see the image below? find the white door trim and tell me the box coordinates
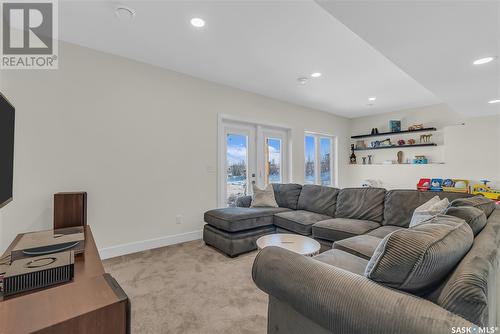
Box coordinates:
[217,114,291,207]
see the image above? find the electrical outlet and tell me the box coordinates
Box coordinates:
[176,214,183,224]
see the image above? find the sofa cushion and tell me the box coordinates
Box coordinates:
[335,188,386,223]
[251,184,278,208]
[313,249,369,275]
[383,190,470,227]
[432,207,500,326]
[365,215,474,294]
[444,206,487,236]
[333,235,382,260]
[204,207,290,232]
[297,185,339,216]
[272,183,303,210]
[274,210,331,236]
[409,196,449,227]
[236,195,252,208]
[448,196,496,218]
[366,225,404,238]
[203,224,276,257]
[312,218,380,242]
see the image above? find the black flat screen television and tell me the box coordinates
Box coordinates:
[0,92,14,208]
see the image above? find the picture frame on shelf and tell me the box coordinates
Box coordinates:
[389,120,401,132]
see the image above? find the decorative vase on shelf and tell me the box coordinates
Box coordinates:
[350,144,357,164]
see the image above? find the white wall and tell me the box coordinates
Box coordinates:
[346,104,500,189]
[0,42,350,254]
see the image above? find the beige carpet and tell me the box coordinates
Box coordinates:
[103,240,267,334]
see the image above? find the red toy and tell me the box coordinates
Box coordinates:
[417,178,431,191]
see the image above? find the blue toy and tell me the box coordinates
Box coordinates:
[413,155,428,164]
[430,178,443,192]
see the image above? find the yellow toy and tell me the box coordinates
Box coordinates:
[442,179,469,193]
[472,180,500,201]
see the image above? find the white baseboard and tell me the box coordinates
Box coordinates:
[99,230,203,260]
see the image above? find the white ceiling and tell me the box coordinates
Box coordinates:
[317,0,500,118]
[57,0,441,118]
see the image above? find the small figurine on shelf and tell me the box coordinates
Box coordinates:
[370,128,379,135]
[408,139,416,145]
[379,138,391,147]
[362,157,367,164]
[417,178,431,191]
[397,151,404,164]
[430,178,443,192]
[397,139,405,146]
[408,124,424,131]
[413,155,428,164]
[356,140,366,149]
[350,144,357,164]
[420,134,433,143]
[371,140,380,148]
[368,155,373,164]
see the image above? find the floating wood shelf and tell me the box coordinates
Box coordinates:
[350,162,445,166]
[353,143,437,151]
[351,127,437,139]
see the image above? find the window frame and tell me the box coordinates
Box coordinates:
[304,132,337,187]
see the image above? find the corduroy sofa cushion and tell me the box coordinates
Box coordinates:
[444,206,487,236]
[334,188,386,223]
[312,218,380,242]
[366,225,404,238]
[448,196,496,218]
[333,235,382,260]
[365,215,474,294]
[273,210,331,235]
[383,190,470,227]
[433,207,500,326]
[204,207,290,232]
[297,185,339,216]
[272,183,303,210]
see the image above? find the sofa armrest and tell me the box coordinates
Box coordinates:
[252,247,474,334]
[236,195,252,208]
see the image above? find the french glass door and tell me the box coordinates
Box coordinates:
[220,120,289,207]
[223,123,256,207]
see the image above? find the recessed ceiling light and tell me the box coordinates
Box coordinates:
[368,97,376,101]
[311,72,322,78]
[115,6,135,21]
[190,18,205,28]
[488,99,500,104]
[297,77,308,85]
[473,57,494,65]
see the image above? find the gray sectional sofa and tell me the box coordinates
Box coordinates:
[204,183,500,333]
[203,184,469,256]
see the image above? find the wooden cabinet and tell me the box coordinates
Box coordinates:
[0,226,129,334]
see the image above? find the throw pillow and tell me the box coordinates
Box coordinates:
[409,196,446,227]
[251,184,278,208]
[448,196,496,218]
[365,215,473,294]
[444,206,487,236]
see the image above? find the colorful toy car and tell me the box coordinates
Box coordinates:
[430,178,443,192]
[472,180,500,201]
[417,178,431,191]
[442,179,469,193]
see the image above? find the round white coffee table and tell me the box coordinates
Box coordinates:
[256,233,320,256]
